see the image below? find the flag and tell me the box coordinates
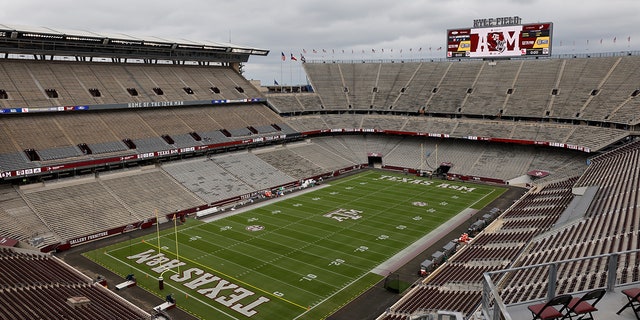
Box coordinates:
[274,79,279,85]
[290,53,297,61]
[281,52,286,61]
[300,54,306,63]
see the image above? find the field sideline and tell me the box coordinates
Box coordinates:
[86,170,505,320]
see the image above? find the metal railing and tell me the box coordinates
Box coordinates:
[481,248,640,320]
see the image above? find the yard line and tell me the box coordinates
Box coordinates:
[292,271,377,320]
[181,226,353,282]
[185,224,380,272]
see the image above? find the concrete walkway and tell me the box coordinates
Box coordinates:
[372,208,476,276]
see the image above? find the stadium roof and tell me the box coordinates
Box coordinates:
[0,23,269,63]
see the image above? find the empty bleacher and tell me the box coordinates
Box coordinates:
[342,63,379,109]
[372,62,418,111]
[21,177,138,240]
[0,247,149,320]
[394,62,451,113]
[285,115,327,132]
[254,147,326,179]
[321,113,364,129]
[286,142,358,171]
[382,177,580,319]
[0,102,291,173]
[0,184,55,248]
[99,168,205,218]
[489,142,640,305]
[0,114,73,151]
[295,55,640,155]
[210,152,295,190]
[580,56,640,121]
[550,57,620,119]
[0,59,263,112]
[15,167,204,242]
[9,61,259,109]
[267,93,307,113]
[310,136,364,164]
[161,157,256,204]
[427,62,483,114]
[461,60,519,116]
[303,63,349,109]
[504,59,562,117]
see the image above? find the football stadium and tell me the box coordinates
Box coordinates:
[0,18,638,320]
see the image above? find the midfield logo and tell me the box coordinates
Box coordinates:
[323,208,363,222]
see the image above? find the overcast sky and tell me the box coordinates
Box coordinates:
[1,0,639,86]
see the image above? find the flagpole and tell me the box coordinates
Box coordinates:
[174,214,180,274]
[155,209,164,291]
[299,60,303,89]
[280,52,284,90]
[155,208,164,274]
[155,209,161,255]
[421,143,424,171]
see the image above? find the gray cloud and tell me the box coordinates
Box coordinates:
[1,0,639,85]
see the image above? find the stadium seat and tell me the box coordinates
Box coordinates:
[527,294,572,320]
[564,288,605,320]
[616,287,640,320]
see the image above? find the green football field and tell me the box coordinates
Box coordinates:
[86,170,505,320]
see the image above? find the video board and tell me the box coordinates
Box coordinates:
[447,22,552,59]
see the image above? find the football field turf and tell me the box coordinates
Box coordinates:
[86,170,505,319]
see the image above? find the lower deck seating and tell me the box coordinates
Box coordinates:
[0,247,149,320]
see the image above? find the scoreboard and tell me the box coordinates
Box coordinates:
[447,22,552,59]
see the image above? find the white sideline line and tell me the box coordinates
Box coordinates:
[372,188,496,275]
[292,271,374,320]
